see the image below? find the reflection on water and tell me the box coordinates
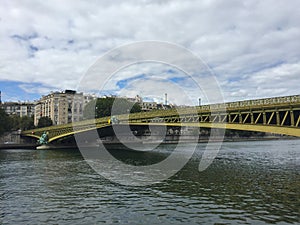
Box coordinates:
[0,139,299,224]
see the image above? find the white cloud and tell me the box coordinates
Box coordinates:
[18,83,54,96]
[0,0,299,103]
[220,62,300,101]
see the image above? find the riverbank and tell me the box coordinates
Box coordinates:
[1,135,298,150]
[0,143,38,150]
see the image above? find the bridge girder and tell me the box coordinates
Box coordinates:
[21,95,300,142]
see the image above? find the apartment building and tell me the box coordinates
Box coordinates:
[34,90,96,126]
[141,101,157,111]
[1,101,35,117]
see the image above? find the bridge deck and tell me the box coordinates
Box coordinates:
[21,95,300,141]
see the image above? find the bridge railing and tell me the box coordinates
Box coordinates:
[197,95,300,111]
[22,94,300,139]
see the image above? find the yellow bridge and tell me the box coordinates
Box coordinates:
[22,95,300,142]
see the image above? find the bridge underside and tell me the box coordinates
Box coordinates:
[22,121,300,144]
[21,95,300,142]
[150,122,300,137]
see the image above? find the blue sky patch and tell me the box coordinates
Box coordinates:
[116,74,146,89]
[0,81,52,102]
[166,69,176,74]
[29,45,39,52]
[11,33,38,41]
[169,76,186,83]
[244,60,286,75]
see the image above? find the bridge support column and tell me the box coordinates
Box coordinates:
[263,111,267,125]
[239,112,242,124]
[228,113,231,123]
[276,111,280,126]
[290,110,295,126]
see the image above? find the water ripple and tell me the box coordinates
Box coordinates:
[0,140,300,224]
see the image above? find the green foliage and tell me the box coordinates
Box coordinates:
[96,97,115,118]
[83,99,97,119]
[37,116,53,128]
[0,108,11,135]
[7,115,35,131]
[0,109,35,135]
[19,116,35,130]
[83,97,142,119]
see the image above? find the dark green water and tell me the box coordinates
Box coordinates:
[0,140,299,224]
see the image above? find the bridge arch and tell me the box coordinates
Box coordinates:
[21,95,300,142]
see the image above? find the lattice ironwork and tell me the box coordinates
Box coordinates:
[22,95,300,142]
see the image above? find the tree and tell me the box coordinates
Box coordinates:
[111,98,141,115]
[8,115,35,131]
[83,99,97,119]
[0,109,35,136]
[9,115,21,130]
[37,116,53,128]
[0,108,11,136]
[83,97,142,119]
[20,116,35,130]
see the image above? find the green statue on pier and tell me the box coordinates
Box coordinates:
[38,131,49,145]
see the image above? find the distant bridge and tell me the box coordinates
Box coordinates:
[21,95,300,142]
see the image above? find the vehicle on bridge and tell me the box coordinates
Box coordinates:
[108,116,120,125]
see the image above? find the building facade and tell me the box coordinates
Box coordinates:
[141,101,157,111]
[34,90,96,126]
[124,95,143,104]
[1,101,35,117]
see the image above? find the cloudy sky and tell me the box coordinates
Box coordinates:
[0,0,299,105]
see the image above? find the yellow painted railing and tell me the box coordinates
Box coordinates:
[21,94,300,141]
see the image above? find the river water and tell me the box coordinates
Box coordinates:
[0,139,299,224]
